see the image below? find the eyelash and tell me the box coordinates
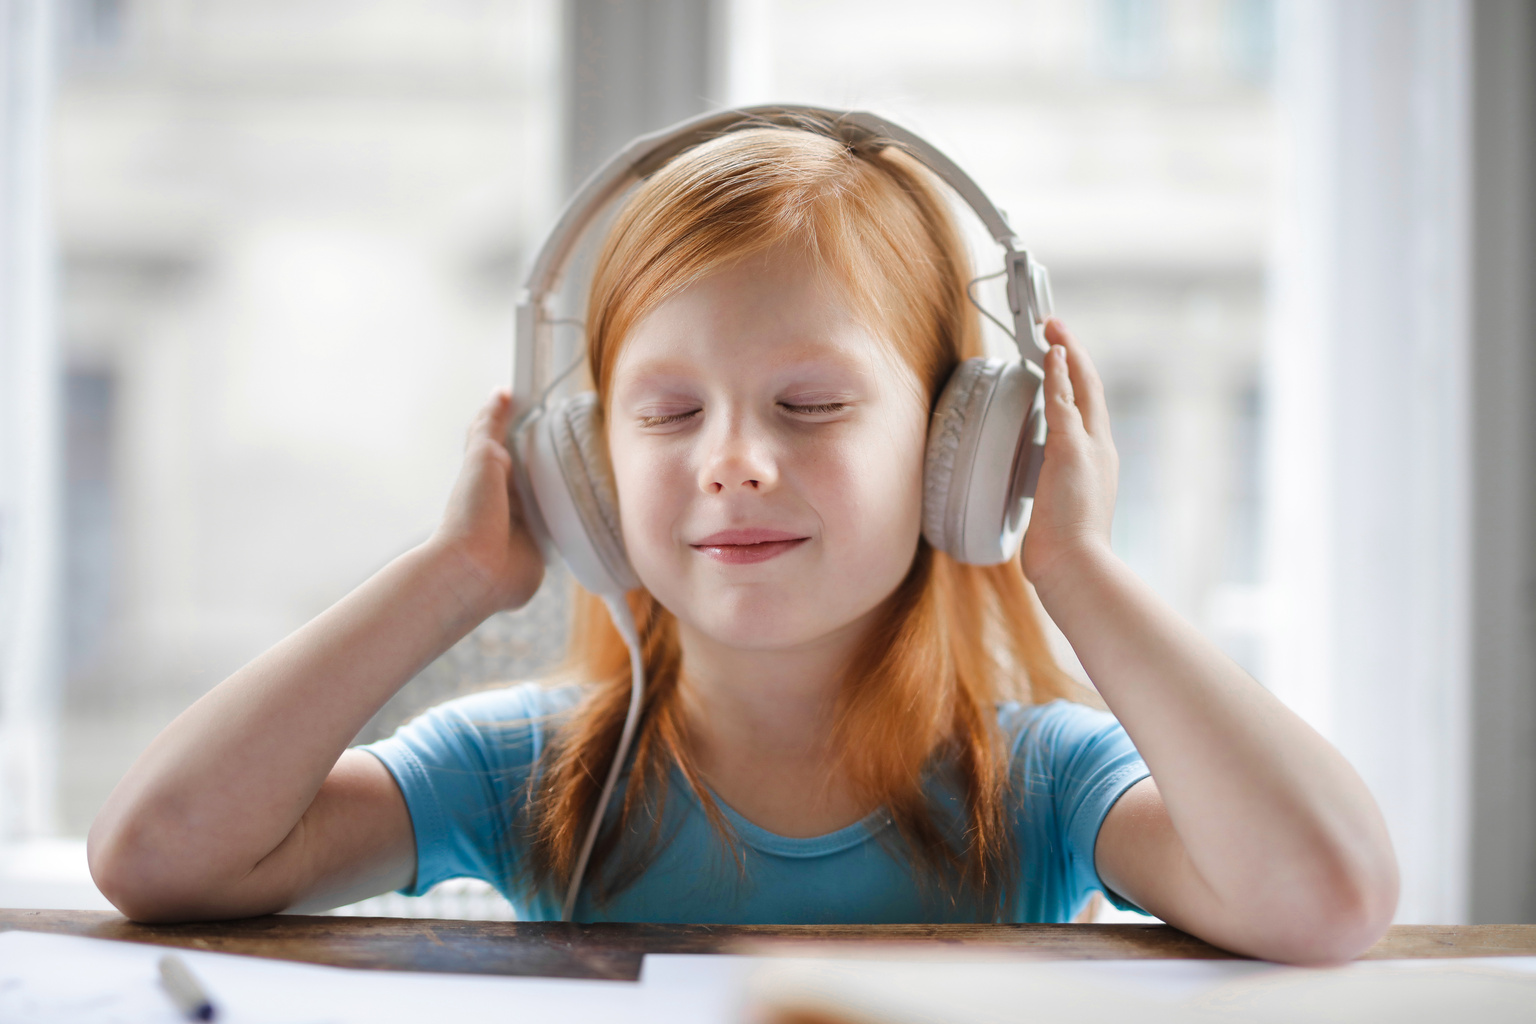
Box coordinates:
[637,411,697,428]
[636,402,846,428]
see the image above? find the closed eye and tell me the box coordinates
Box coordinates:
[781,401,847,416]
[637,410,699,428]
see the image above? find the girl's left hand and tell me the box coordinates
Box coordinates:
[1020,319,1119,594]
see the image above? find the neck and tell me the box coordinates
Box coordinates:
[670,611,886,837]
[675,615,871,765]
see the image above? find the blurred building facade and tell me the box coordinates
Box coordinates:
[40,0,1276,843]
[26,0,1275,923]
[50,0,1271,835]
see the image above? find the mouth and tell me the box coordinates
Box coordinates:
[690,528,810,565]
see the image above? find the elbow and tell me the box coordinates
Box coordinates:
[1255,844,1400,965]
[88,814,226,923]
[88,819,177,922]
[1280,872,1398,966]
[89,809,296,924]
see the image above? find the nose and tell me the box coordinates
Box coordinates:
[698,410,778,495]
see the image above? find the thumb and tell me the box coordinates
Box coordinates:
[466,388,514,451]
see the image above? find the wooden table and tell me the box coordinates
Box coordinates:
[5,911,1535,981]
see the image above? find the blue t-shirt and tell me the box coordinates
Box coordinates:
[360,683,1149,923]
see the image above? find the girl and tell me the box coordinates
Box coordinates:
[88,121,1398,964]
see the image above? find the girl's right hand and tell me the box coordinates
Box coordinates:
[429,389,545,615]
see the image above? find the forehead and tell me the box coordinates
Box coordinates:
[610,250,901,383]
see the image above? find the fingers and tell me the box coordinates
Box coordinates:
[1041,341,1084,438]
[1044,319,1111,439]
[467,388,514,450]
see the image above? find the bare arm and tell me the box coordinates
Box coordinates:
[1022,322,1399,964]
[88,391,543,922]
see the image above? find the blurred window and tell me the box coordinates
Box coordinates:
[1227,0,1275,82]
[1100,0,1165,80]
[66,0,126,54]
[52,0,562,846]
[62,369,116,682]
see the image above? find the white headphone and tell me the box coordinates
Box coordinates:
[507,106,1054,920]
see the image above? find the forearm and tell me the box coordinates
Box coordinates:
[1035,547,1398,944]
[88,541,492,907]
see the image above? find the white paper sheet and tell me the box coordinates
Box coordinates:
[0,932,743,1024]
[4,930,1534,1024]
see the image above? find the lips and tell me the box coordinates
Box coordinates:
[690,527,809,565]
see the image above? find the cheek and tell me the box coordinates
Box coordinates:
[805,419,927,550]
[609,434,687,562]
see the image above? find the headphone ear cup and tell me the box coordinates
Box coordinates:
[516,392,638,596]
[923,358,992,556]
[922,358,1045,565]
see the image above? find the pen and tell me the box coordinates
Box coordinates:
[159,952,219,1021]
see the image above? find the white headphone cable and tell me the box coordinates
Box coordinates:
[965,268,1016,343]
[560,594,645,922]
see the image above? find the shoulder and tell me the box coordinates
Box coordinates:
[366,680,587,777]
[996,698,1127,761]
[995,698,1146,801]
[355,681,588,901]
[415,679,586,728]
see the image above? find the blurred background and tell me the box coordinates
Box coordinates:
[0,0,1531,926]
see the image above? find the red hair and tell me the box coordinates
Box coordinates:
[523,118,1090,916]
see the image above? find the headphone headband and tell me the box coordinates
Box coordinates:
[513,105,1053,405]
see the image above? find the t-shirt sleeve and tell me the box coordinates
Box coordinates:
[1007,699,1152,918]
[357,683,572,897]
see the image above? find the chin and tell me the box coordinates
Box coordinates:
[695,617,828,651]
[680,590,862,652]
